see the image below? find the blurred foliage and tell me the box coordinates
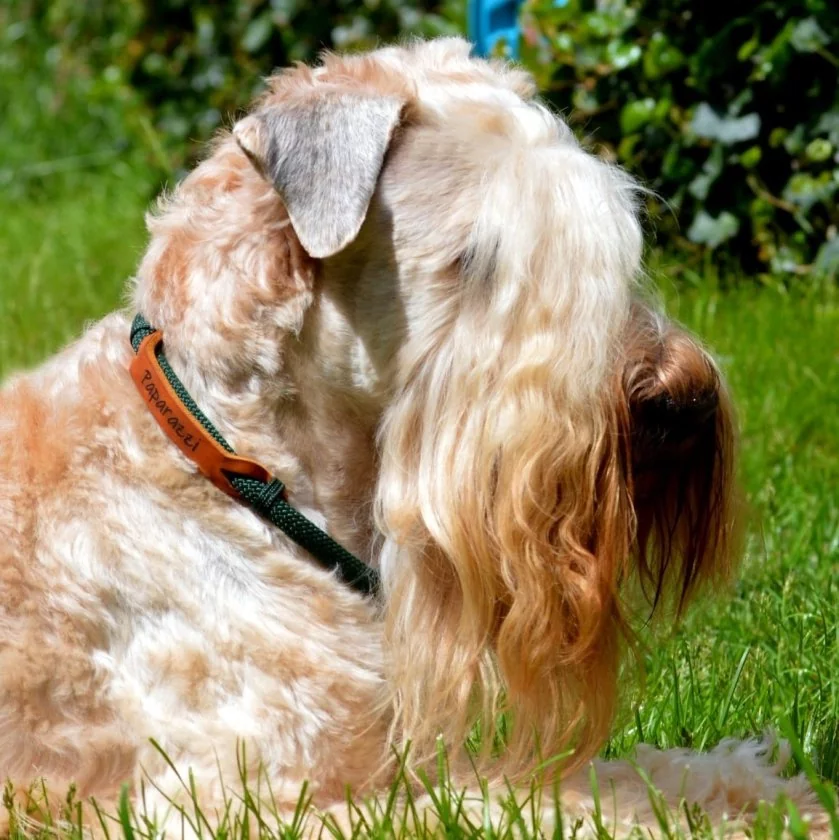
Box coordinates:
[3,0,463,176]
[2,0,838,275]
[0,7,150,201]
[520,0,839,277]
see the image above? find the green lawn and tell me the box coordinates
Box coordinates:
[1,45,838,840]
[0,170,151,374]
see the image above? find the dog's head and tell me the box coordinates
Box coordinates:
[229,38,739,775]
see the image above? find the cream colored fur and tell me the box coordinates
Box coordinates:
[0,37,827,837]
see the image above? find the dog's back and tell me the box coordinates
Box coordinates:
[0,315,143,799]
[0,314,389,814]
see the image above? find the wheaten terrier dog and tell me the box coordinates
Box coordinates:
[0,37,825,836]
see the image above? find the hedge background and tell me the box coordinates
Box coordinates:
[521,0,839,278]
[2,0,837,277]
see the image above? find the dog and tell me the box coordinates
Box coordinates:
[0,37,825,836]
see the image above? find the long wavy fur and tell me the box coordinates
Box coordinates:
[374,139,738,779]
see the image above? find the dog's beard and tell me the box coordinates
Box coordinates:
[373,296,739,782]
[367,126,641,778]
[623,303,741,615]
[375,339,628,779]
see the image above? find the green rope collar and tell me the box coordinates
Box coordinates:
[130,314,380,597]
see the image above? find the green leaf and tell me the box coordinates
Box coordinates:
[790,17,829,53]
[770,245,808,274]
[691,102,760,144]
[653,97,671,122]
[662,140,693,181]
[687,210,740,249]
[806,138,833,163]
[783,172,838,211]
[572,86,599,114]
[750,19,795,81]
[241,13,273,53]
[643,32,684,79]
[620,98,656,134]
[553,31,574,56]
[270,0,300,26]
[740,145,762,169]
[814,236,839,274]
[737,32,760,62]
[194,12,215,55]
[688,144,724,200]
[605,40,641,70]
[141,53,167,76]
[728,87,753,117]
[769,127,788,148]
[815,111,839,145]
[617,134,641,162]
[784,124,807,155]
[582,12,616,39]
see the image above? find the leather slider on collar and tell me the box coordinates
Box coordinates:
[129,330,281,501]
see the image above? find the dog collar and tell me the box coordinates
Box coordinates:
[128,314,380,597]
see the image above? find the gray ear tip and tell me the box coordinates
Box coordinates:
[290,214,360,259]
[305,243,342,260]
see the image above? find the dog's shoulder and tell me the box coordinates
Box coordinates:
[0,313,137,546]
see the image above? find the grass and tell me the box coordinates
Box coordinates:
[0,169,152,374]
[0,26,158,375]
[1,31,838,840]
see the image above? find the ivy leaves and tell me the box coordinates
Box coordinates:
[522,0,839,275]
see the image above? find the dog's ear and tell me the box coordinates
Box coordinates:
[233,92,404,259]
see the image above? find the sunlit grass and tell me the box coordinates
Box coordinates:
[0,169,151,375]
[606,278,839,783]
[1,739,836,839]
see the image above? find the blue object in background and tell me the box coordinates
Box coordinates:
[468,0,523,58]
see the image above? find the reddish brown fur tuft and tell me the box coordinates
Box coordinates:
[621,302,742,613]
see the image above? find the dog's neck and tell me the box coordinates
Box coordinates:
[132,140,381,561]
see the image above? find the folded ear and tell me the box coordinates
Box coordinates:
[233,92,404,259]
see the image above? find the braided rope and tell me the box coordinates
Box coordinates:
[131,315,379,596]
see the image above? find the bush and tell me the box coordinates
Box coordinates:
[520,0,839,277]
[10,0,463,175]
[5,0,837,274]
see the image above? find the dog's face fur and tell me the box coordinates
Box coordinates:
[134,38,739,777]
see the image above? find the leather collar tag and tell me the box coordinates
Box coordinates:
[129,330,273,499]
